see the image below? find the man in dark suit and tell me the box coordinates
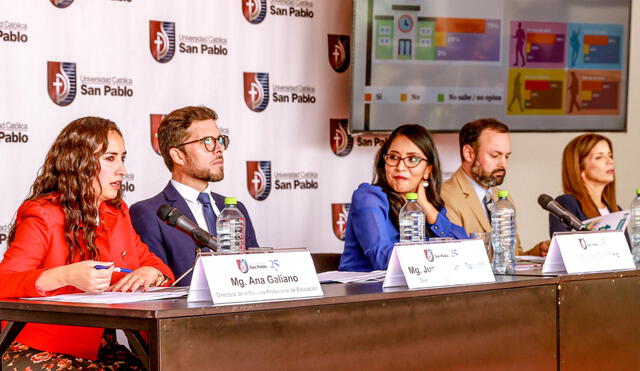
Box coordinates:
[130,106,258,285]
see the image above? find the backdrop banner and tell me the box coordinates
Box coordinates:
[0,1,461,260]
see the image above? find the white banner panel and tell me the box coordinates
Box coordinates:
[0,1,460,262]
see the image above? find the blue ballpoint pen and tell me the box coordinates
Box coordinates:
[94,265,133,273]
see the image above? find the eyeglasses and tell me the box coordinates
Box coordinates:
[384,154,427,168]
[176,135,229,152]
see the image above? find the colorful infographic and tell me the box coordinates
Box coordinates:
[567,23,623,69]
[374,15,500,62]
[507,69,565,115]
[565,70,621,115]
[509,21,566,68]
[351,0,630,132]
[507,21,623,116]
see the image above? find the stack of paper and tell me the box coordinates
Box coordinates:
[22,287,189,304]
[317,270,386,283]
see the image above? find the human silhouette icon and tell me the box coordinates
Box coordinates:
[513,22,526,67]
[570,27,581,67]
[568,71,581,113]
[508,72,525,112]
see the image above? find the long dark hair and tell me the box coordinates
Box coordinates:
[373,124,444,234]
[8,116,123,263]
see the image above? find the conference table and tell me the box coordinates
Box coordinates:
[0,269,639,370]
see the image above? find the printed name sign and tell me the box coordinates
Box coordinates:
[383,240,495,289]
[542,231,634,274]
[188,250,323,304]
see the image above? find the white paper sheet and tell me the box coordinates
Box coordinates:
[21,287,188,304]
[516,255,546,263]
[582,210,631,232]
[317,270,387,283]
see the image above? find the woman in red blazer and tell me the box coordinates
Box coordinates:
[1,117,174,370]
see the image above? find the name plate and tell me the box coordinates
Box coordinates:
[188,250,323,304]
[542,231,634,274]
[383,240,495,289]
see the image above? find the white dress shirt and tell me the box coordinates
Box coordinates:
[463,172,493,216]
[170,180,220,234]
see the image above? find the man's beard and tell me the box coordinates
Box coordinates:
[185,155,224,182]
[471,159,505,188]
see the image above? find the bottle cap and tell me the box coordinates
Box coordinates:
[406,193,418,200]
[497,190,509,198]
[224,197,238,205]
[636,188,640,195]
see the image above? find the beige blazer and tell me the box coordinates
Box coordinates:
[441,167,533,255]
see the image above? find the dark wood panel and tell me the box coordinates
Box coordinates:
[559,274,640,371]
[158,285,557,370]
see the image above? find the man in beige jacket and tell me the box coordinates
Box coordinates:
[441,118,546,256]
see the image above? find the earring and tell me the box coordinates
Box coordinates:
[422,180,429,188]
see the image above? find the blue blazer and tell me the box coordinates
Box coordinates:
[548,194,589,236]
[130,182,259,285]
[339,183,468,272]
[549,193,629,246]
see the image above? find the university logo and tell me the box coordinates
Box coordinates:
[47,61,76,106]
[424,249,435,262]
[331,203,350,240]
[236,259,249,273]
[149,20,176,63]
[150,114,165,155]
[243,72,269,112]
[242,0,267,24]
[330,119,353,157]
[328,35,350,73]
[246,161,272,201]
[50,0,74,8]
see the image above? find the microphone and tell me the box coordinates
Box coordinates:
[537,194,589,232]
[157,205,218,251]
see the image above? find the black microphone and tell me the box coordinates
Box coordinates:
[157,204,218,251]
[537,194,589,232]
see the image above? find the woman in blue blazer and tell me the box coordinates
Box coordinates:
[339,124,467,272]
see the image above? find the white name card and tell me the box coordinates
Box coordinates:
[542,231,634,274]
[383,240,495,289]
[188,250,323,304]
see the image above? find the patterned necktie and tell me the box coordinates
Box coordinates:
[197,192,217,236]
[484,191,494,224]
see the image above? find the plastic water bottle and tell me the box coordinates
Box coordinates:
[491,190,516,274]
[630,189,640,263]
[216,197,246,252]
[399,193,425,243]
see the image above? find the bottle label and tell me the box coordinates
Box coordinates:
[383,240,495,289]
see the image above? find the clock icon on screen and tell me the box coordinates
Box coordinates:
[398,15,414,33]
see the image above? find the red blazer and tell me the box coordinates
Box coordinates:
[0,195,174,360]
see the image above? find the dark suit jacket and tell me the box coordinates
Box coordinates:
[130,181,259,285]
[549,194,628,246]
[548,194,588,236]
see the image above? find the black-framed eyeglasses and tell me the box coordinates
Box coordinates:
[384,154,427,168]
[176,135,229,152]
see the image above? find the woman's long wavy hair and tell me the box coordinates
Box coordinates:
[562,133,619,219]
[8,117,123,263]
[373,124,445,237]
